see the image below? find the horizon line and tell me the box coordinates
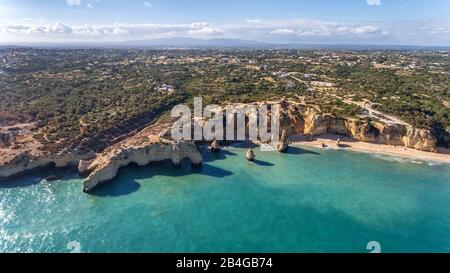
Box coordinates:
[0,38,449,50]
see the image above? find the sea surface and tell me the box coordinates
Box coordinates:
[0,145,450,253]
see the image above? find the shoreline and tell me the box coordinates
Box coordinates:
[290,134,450,164]
[2,131,449,184]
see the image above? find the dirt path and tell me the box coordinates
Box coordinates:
[289,74,410,126]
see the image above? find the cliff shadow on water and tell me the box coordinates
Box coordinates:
[283,146,321,156]
[89,157,234,197]
[200,147,237,163]
[0,163,79,189]
[200,142,277,167]
[252,159,274,167]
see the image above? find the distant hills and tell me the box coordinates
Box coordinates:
[1,38,449,50]
[121,38,268,47]
[0,38,269,49]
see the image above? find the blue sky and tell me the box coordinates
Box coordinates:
[0,0,449,45]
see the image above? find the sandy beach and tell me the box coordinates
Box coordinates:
[290,134,450,164]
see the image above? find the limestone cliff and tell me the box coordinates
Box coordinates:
[0,122,203,192]
[0,151,82,178]
[281,102,437,152]
[0,99,439,192]
[82,124,202,192]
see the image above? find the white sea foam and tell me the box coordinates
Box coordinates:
[260,143,277,151]
[370,153,445,166]
[410,160,423,164]
[372,153,404,162]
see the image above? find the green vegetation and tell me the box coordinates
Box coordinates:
[0,48,448,151]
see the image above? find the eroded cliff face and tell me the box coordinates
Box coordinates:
[281,102,437,152]
[0,122,203,192]
[0,151,82,178]
[0,99,439,192]
[82,124,202,192]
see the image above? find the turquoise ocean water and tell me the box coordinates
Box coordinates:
[0,145,449,253]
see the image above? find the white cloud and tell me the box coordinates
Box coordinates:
[420,25,450,35]
[188,27,225,36]
[189,22,210,29]
[0,22,225,39]
[429,27,450,35]
[66,0,82,6]
[367,0,381,6]
[1,22,73,34]
[143,2,152,8]
[86,4,94,9]
[261,19,384,37]
[0,20,386,39]
[0,20,384,39]
[352,25,380,34]
[417,21,450,36]
[270,29,296,35]
[245,19,263,24]
[298,29,331,36]
[0,17,446,45]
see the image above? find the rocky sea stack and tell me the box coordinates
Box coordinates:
[277,129,289,153]
[0,100,443,192]
[246,148,255,161]
[210,139,220,153]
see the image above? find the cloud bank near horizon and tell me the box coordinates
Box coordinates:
[1,18,449,45]
[0,0,448,45]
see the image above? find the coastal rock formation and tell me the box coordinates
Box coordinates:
[277,129,289,152]
[0,99,440,191]
[289,104,437,152]
[219,100,437,152]
[278,101,304,136]
[246,148,255,161]
[210,139,220,153]
[0,121,203,192]
[82,124,202,192]
[78,159,95,176]
[402,127,437,152]
[0,151,82,178]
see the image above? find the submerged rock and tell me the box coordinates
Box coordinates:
[44,175,62,182]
